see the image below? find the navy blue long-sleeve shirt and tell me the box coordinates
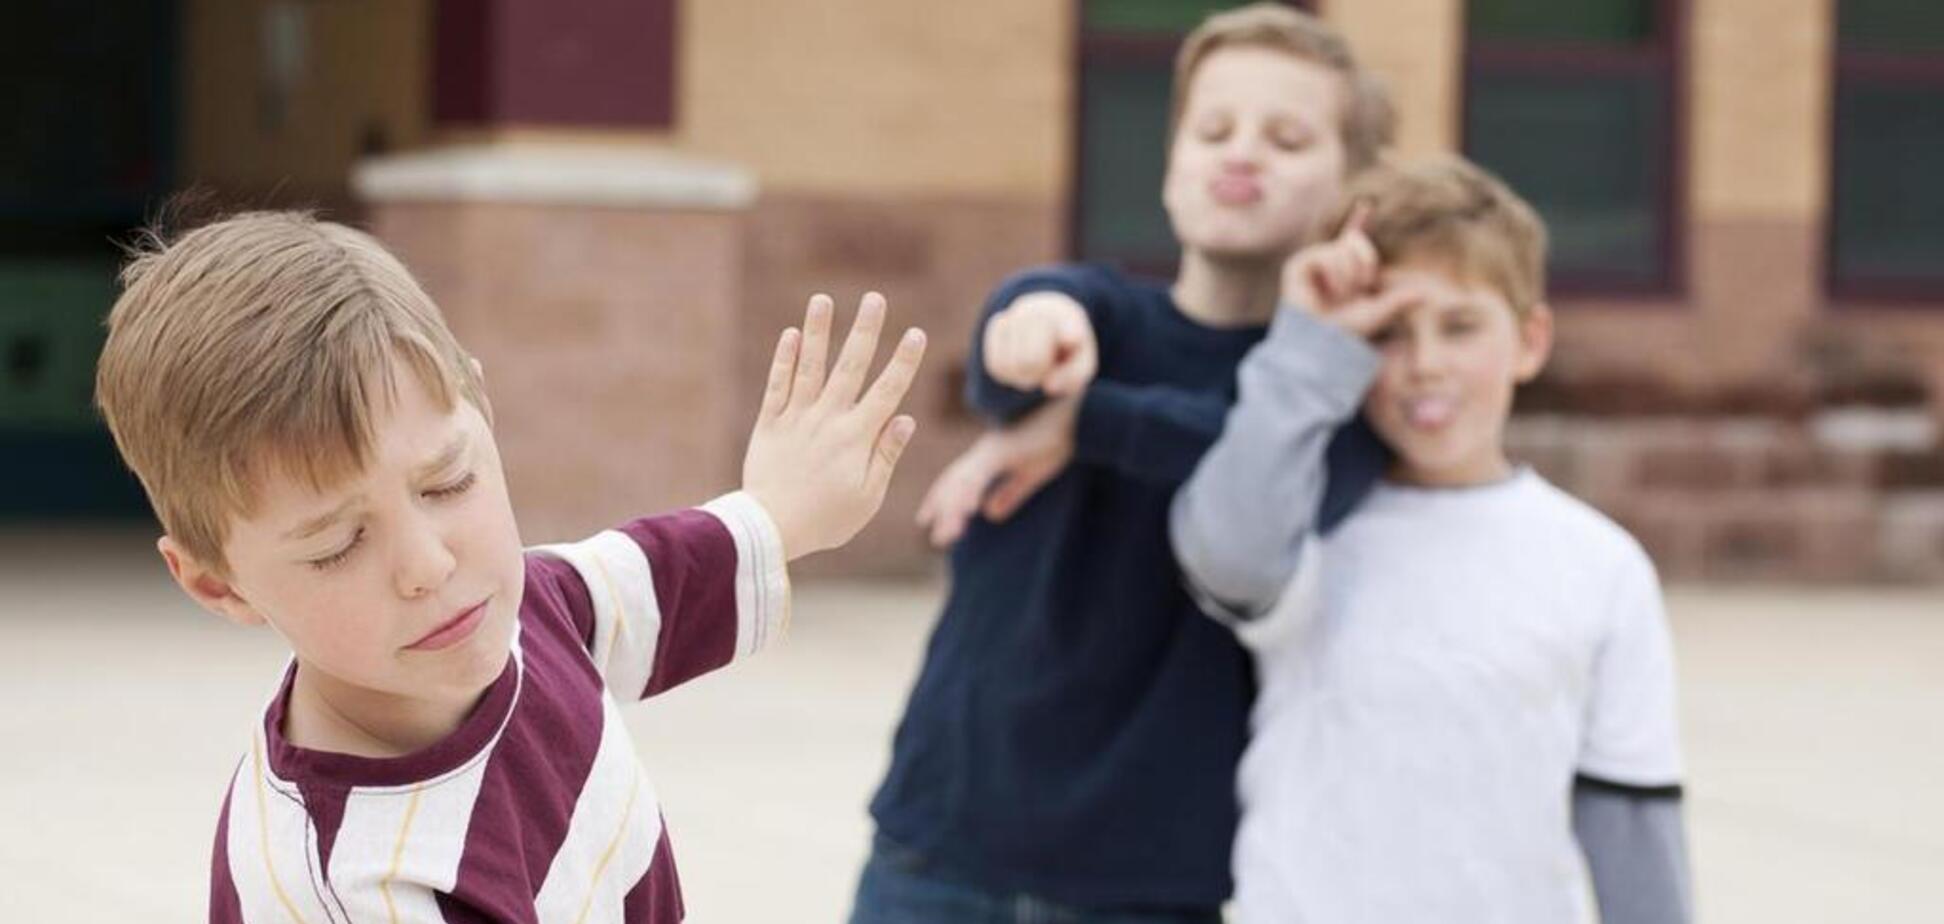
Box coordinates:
[867,264,1386,909]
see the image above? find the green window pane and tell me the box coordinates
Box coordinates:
[1832,81,1944,285]
[1465,68,1669,284]
[1078,60,1179,266]
[0,261,119,430]
[1468,0,1652,45]
[1839,0,1944,54]
[1085,0,1284,34]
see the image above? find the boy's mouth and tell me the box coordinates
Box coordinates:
[405,598,491,652]
[1401,396,1458,430]
[1209,175,1263,206]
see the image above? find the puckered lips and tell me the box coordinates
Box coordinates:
[1209,174,1263,207]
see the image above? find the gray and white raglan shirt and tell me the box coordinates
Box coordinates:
[1171,308,1691,924]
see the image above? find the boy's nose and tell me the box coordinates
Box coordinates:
[1408,336,1452,376]
[395,522,458,599]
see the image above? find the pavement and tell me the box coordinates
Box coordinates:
[2,525,1939,921]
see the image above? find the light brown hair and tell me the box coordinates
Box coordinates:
[1322,154,1550,314]
[95,211,487,573]
[1172,2,1397,170]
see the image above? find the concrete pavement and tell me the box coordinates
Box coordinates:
[1,527,1938,920]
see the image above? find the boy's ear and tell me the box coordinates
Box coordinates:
[157,536,267,628]
[1514,303,1554,384]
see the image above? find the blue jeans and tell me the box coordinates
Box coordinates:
[848,835,1225,924]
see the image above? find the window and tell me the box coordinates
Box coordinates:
[1072,1,1311,274]
[435,0,677,129]
[1829,0,1944,299]
[1463,0,1684,294]
[0,1,171,515]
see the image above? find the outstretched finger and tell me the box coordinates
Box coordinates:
[824,292,888,408]
[1346,231,1381,292]
[859,327,928,425]
[760,327,801,420]
[1341,199,1372,238]
[789,294,836,412]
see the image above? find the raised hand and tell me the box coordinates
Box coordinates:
[981,291,1098,397]
[1281,203,1409,339]
[742,292,927,559]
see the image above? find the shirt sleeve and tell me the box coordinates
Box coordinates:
[1572,778,1693,924]
[1579,542,1684,786]
[1068,380,1233,485]
[1170,306,1384,620]
[529,491,791,700]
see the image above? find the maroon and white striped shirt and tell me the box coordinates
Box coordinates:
[209,493,789,923]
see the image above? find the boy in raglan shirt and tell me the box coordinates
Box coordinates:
[94,210,927,921]
[1173,156,1691,923]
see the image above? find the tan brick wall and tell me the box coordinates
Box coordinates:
[677,0,1072,199]
[1322,0,1463,157]
[1691,0,1833,220]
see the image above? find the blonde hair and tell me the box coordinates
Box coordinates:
[1172,2,1396,171]
[1322,154,1549,314]
[96,211,487,573]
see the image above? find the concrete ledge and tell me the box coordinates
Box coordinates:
[354,143,757,210]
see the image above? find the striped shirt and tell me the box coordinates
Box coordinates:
[209,492,789,923]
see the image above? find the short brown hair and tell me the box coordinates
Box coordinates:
[1321,154,1550,314]
[96,211,487,572]
[1172,3,1396,171]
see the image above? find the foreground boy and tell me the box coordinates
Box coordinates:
[94,212,926,921]
[854,5,1392,921]
[1173,157,1690,922]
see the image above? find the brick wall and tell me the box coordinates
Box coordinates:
[1510,411,1944,582]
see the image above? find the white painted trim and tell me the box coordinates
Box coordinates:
[353,143,758,210]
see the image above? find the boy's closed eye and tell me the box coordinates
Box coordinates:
[1440,313,1483,338]
[300,471,480,571]
[1267,118,1314,152]
[1194,111,1235,144]
[308,529,365,571]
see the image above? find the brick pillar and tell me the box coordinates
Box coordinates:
[1689,0,1834,383]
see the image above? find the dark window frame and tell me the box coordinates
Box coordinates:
[1460,0,1690,300]
[1825,12,1944,305]
[433,0,677,130]
[1067,0,1313,278]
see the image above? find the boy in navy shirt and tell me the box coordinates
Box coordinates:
[854,5,1394,921]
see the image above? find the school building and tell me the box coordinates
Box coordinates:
[4,0,1941,580]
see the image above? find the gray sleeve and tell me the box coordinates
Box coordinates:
[1572,779,1693,924]
[1169,306,1379,620]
